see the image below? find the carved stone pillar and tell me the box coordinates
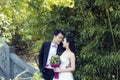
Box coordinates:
[0,38,10,80]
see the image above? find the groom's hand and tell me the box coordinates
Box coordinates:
[66,63,71,68]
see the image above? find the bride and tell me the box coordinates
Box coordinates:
[53,36,76,80]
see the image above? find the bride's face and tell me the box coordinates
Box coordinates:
[63,38,69,48]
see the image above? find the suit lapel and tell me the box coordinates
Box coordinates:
[44,42,63,66]
[44,42,51,66]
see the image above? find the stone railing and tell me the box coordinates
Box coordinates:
[0,38,37,80]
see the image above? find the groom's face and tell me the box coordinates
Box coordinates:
[54,33,64,44]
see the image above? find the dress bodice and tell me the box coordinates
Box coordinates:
[53,55,74,80]
[60,56,70,69]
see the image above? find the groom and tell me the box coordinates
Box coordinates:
[38,30,65,80]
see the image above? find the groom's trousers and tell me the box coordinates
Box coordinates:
[42,68,54,80]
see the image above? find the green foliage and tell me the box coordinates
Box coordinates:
[0,13,14,42]
[32,72,43,80]
[0,0,120,80]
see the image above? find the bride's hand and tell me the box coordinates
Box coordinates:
[54,68,61,72]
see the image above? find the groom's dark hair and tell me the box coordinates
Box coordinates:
[54,29,65,36]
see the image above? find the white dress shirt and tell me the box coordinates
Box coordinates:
[46,42,58,69]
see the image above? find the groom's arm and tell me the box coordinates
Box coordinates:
[38,42,45,72]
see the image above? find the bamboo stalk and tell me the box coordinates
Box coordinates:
[106,9,116,51]
[106,8,118,80]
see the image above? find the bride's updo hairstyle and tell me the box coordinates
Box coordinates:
[66,35,75,53]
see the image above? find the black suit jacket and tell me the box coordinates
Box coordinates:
[38,41,64,72]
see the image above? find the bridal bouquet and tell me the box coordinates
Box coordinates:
[50,55,60,79]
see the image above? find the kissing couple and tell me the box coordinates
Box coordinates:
[38,29,76,80]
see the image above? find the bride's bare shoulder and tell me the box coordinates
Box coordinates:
[69,52,75,56]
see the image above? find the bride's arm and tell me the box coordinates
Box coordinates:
[55,53,75,72]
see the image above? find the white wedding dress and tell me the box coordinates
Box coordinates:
[53,55,74,80]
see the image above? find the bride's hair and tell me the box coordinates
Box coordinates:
[66,35,75,53]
